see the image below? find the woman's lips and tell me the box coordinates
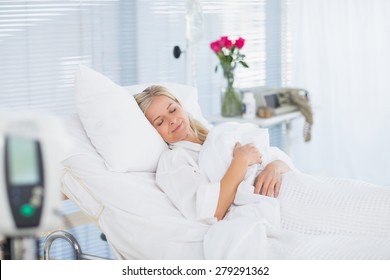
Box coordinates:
[172,122,182,133]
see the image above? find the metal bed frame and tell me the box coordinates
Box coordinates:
[43,230,110,260]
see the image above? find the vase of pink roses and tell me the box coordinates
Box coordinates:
[210,36,249,117]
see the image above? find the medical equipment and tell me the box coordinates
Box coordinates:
[0,113,62,259]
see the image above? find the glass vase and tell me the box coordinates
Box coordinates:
[221,81,242,117]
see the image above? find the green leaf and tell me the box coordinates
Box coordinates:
[239,61,249,68]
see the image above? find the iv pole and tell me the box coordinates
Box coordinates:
[173,0,203,86]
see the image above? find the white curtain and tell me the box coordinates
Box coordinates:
[285,0,390,185]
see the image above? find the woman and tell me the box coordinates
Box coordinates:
[135,85,291,222]
[135,86,390,260]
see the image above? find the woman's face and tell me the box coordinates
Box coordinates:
[145,95,194,144]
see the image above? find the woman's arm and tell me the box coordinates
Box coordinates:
[254,160,291,197]
[214,143,262,220]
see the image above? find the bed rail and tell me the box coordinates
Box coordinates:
[43,230,110,260]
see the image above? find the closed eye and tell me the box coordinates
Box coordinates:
[156,119,164,126]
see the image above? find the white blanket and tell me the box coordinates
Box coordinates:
[198,122,296,218]
[204,171,390,259]
[199,122,296,185]
[201,123,390,259]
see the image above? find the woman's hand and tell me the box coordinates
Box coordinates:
[233,142,262,166]
[254,160,290,197]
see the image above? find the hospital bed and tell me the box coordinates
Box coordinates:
[53,66,390,260]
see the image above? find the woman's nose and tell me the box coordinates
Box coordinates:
[169,117,176,125]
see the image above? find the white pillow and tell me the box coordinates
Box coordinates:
[75,65,209,172]
[75,65,167,172]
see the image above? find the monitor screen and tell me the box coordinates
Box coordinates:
[264,93,280,108]
[6,136,40,186]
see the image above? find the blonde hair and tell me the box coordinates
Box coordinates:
[134,85,209,144]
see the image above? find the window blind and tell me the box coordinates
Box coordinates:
[196,0,268,116]
[1,0,282,117]
[0,0,136,114]
[135,0,280,117]
[201,0,282,116]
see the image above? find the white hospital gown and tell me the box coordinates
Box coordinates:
[156,141,219,224]
[156,140,281,227]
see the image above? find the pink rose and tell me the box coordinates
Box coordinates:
[235,37,245,49]
[225,38,233,49]
[210,41,221,53]
[220,36,228,45]
[220,36,233,49]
